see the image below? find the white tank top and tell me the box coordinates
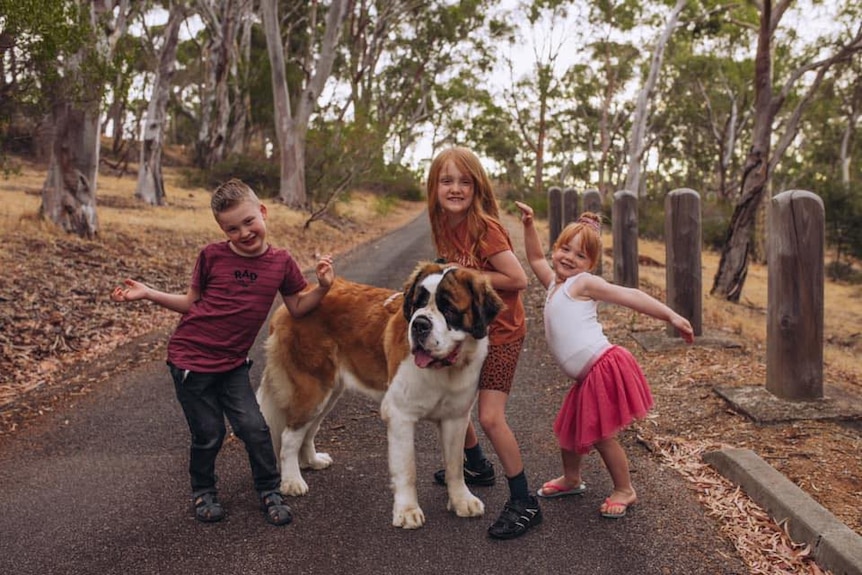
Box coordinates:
[544,274,611,380]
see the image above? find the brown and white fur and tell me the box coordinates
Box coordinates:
[256,262,503,529]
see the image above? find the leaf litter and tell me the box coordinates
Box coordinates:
[1,194,860,574]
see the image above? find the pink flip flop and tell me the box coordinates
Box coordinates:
[600,497,636,519]
[536,480,587,499]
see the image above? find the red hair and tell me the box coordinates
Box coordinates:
[426,147,501,267]
[554,212,603,272]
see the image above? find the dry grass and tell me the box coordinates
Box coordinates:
[0,159,424,415]
[0,158,421,272]
[2,160,860,574]
[634,236,862,387]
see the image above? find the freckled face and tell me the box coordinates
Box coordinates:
[435,160,475,223]
[551,232,591,282]
[216,200,268,257]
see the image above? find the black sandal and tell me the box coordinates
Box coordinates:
[260,491,293,526]
[194,492,225,523]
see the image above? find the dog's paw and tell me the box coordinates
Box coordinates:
[280,477,310,497]
[448,493,485,518]
[392,505,426,529]
[300,452,332,470]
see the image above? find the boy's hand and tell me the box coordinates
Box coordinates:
[514,201,534,225]
[316,254,335,288]
[111,278,149,302]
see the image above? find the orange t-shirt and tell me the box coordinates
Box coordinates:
[445,218,526,345]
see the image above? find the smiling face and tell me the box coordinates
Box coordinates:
[216,199,269,257]
[434,159,476,224]
[551,231,593,282]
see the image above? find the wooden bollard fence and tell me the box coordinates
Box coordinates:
[665,189,702,337]
[767,190,824,400]
[562,188,578,228]
[548,187,562,246]
[583,189,603,276]
[612,190,638,288]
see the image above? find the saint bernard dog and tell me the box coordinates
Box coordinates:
[256,262,503,529]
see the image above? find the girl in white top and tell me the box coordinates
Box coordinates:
[515,202,694,519]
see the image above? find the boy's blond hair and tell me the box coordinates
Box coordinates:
[211,178,260,215]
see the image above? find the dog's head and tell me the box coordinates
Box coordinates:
[402,262,504,369]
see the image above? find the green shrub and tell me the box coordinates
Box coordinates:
[637,195,666,241]
[702,200,734,251]
[374,195,398,217]
[182,155,280,198]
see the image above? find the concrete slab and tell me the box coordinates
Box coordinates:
[630,329,743,353]
[704,448,862,575]
[714,384,862,424]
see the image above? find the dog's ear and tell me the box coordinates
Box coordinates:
[468,272,504,339]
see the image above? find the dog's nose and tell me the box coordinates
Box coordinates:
[411,316,432,340]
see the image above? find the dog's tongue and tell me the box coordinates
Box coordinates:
[413,349,435,368]
[413,345,460,369]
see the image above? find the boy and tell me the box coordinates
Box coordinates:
[111,178,334,526]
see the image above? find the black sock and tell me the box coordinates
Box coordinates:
[464,443,485,468]
[507,470,530,501]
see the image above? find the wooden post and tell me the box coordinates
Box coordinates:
[665,189,702,337]
[562,187,578,228]
[548,186,562,247]
[583,189,603,276]
[582,189,602,214]
[766,190,824,400]
[612,190,638,288]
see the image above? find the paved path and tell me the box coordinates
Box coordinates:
[0,212,747,574]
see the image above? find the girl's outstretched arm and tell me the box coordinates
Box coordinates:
[574,274,695,342]
[514,201,554,289]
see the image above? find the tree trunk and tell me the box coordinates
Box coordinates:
[38,0,130,238]
[135,2,184,206]
[262,0,348,209]
[712,6,862,300]
[195,0,239,169]
[227,2,253,156]
[624,0,685,197]
[711,0,774,301]
[41,102,100,238]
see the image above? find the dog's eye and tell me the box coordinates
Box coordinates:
[440,303,463,328]
[414,288,430,309]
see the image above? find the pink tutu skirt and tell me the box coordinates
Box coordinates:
[553,345,653,454]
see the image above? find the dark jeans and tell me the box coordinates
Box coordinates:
[168,360,280,497]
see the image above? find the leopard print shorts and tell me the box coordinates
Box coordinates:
[479,337,524,394]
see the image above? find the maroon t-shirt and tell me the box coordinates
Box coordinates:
[167,241,307,372]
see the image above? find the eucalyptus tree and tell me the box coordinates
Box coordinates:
[779,57,862,273]
[466,0,642,200]
[554,47,636,200]
[650,5,754,199]
[498,0,571,197]
[334,0,505,174]
[622,0,685,198]
[711,0,862,302]
[135,0,188,206]
[195,0,253,169]
[261,0,349,209]
[1,0,136,237]
[551,48,628,195]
